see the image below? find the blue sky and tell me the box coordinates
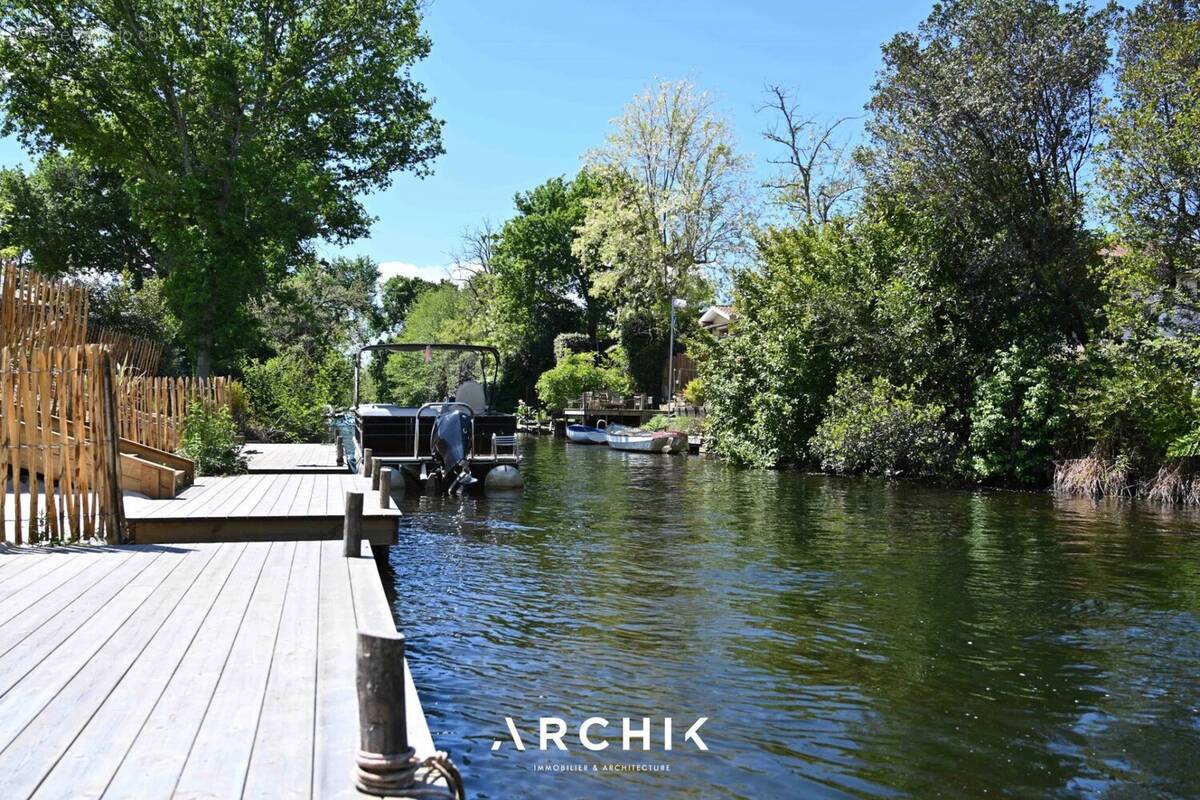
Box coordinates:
[0,0,934,284]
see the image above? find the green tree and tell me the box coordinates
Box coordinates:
[254,256,380,361]
[492,171,611,401]
[382,281,492,406]
[862,0,1115,357]
[242,256,379,440]
[0,152,155,279]
[1100,0,1200,331]
[0,0,443,375]
[575,80,747,394]
[534,352,630,412]
[377,274,438,335]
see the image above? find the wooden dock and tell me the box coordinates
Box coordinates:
[123,473,400,545]
[244,442,344,474]
[0,539,436,799]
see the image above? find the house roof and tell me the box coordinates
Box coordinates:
[699,305,736,327]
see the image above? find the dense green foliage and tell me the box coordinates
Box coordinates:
[241,257,374,440]
[966,345,1073,485]
[811,374,954,476]
[534,352,630,412]
[178,401,246,476]
[0,0,442,374]
[701,0,1200,500]
[0,152,155,278]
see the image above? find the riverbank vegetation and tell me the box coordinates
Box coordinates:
[0,0,1196,502]
[702,0,1200,504]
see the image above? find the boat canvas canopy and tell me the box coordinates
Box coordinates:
[354,342,501,409]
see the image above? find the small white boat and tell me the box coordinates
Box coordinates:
[605,426,678,452]
[566,422,608,444]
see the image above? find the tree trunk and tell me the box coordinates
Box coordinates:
[195,345,212,379]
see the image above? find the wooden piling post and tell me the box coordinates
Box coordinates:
[362,448,373,477]
[335,432,344,467]
[371,458,383,490]
[343,491,363,557]
[355,629,413,795]
[378,468,393,509]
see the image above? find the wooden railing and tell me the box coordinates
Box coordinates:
[0,262,89,351]
[0,344,125,544]
[115,374,237,453]
[89,326,164,376]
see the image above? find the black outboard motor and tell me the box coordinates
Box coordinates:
[433,407,478,493]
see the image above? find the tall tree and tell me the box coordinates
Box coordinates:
[575,80,749,312]
[0,0,443,375]
[0,151,155,279]
[377,274,438,336]
[1101,0,1200,333]
[759,85,858,226]
[491,172,612,400]
[862,0,1116,352]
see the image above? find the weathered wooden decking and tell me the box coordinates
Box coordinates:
[123,473,400,545]
[244,442,344,474]
[0,539,434,799]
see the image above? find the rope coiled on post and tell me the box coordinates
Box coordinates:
[356,747,466,799]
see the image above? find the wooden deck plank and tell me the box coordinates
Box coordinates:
[289,474,316,517]
[0,548,184,753]
[0,549,130,630]
[0,548,156,685]
[244,442,342,474]
[101,542,272,800]
[0,547,53,581]
[263,473,301,517]
[0,550,87,610]
[0,540,435,800]
[0,550,82,603]
[171,541,298,799]
[225,473,273,518]
[313,539,357,800]
[204,473,267,518]
[124,476,224,520]
[242,536,320,799]
[29,543,247,800]
[0,543,222,798]
[176,476,247,519]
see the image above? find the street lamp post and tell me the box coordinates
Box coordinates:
[666,298,687,408]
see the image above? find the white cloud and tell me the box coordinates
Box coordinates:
[377,261,454,285]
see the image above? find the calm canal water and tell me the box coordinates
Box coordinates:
[383,436,1200,799]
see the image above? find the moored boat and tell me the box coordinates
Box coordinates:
[566,422,608,444]
[606,426,677,452]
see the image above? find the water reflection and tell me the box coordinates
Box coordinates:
[387,438,1200,799]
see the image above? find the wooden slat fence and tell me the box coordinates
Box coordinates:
[0,344,125,544]
[89,326,165,376]
[0,262,89,351]
[115,374,237,453]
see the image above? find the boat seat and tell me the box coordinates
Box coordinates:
[454,379,487,413]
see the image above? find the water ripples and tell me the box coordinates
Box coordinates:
[385,439,1200,799]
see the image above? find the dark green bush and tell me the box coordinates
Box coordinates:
[178,401,246,476]
[967,344,1074,485]
[534,352,630,411]
[1070,337,1200,466]
[553,332,592,363]
[242,350,351,442]
[811,374,956,475]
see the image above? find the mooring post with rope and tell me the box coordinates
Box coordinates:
[355,630,465,798]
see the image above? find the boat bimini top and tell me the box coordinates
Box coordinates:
[353,342,502,411]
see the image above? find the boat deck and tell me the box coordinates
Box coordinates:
[243,442,345,474]
[124,473,400,545]
[0,539,434,799]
